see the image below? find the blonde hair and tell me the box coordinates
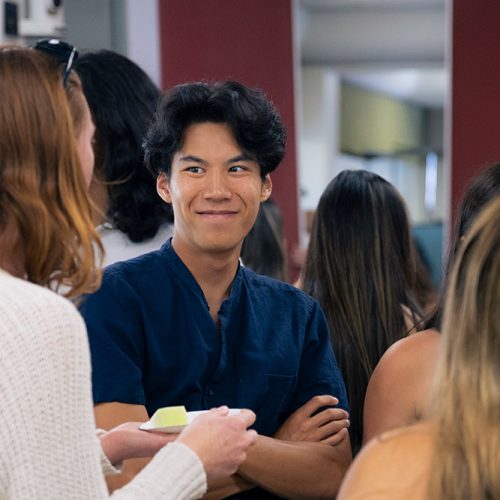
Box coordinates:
[428,197,500,498]
[0,47,102,297]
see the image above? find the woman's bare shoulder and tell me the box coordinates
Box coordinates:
[368,328,440,396]
[363,329,440,442]
[339,423,434,499]
[372,328,440,385]
[385,328,440,364]
[358,422,434,481]
[370,421,434,449]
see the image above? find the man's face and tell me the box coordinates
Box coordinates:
[157,122,272,257]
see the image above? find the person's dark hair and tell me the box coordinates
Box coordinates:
[426,162,500,329]
[301,169,422,454]
[144,81,286,179]
[74,50,172,242]
[412,238,438,315]
[241,199,288,282]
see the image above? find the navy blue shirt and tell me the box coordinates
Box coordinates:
[81,240,348,494]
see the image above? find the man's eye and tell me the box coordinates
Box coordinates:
[229,165,245,172]
[186,166,203,173]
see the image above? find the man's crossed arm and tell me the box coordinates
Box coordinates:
[95,395,351,498]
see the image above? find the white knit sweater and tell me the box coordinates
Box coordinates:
[0,270,206,499]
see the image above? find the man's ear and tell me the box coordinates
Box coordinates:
[157,173,172,203]
[260,174,272,202]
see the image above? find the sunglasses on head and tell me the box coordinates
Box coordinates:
[33,38,78,86]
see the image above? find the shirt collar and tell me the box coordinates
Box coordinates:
[160,238,244,311]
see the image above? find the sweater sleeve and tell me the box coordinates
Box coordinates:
[112,443,207,500]
[0,279,206,500]
[95,429,122,476]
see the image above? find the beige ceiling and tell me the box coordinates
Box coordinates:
[299,0,448,108]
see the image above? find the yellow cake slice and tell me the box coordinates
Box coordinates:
[150,405,188,428]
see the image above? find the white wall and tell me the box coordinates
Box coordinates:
[124,0,161,87]
[64,0,113,51]
[64,0,161,86]
[299,66,340,211]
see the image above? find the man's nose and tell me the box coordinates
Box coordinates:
[203,170,232,200]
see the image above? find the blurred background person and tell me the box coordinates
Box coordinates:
[300,169,423,454]
[74,50,173,266]
[240,198,288,282]
[339,196,500,499]
[412,238,439,315]
[364,162,500,442]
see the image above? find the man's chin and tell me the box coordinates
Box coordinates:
[197,238,243,256]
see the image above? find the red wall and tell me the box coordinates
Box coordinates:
[158,0,299,267]
[451,0,500,214]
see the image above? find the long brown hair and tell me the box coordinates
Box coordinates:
[428,197,500,499]
[301,169,421,453]
[0,47,102,297]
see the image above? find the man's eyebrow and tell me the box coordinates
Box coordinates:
[227,153,256,163]
[179,155,206,163]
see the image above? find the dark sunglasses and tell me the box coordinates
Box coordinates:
[33,38,78,86]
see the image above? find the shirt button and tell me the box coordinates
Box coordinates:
[206,388,214,397]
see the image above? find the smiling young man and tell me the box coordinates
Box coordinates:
[80,81,351,498]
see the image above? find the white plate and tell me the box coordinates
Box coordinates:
[140,408,241,433]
